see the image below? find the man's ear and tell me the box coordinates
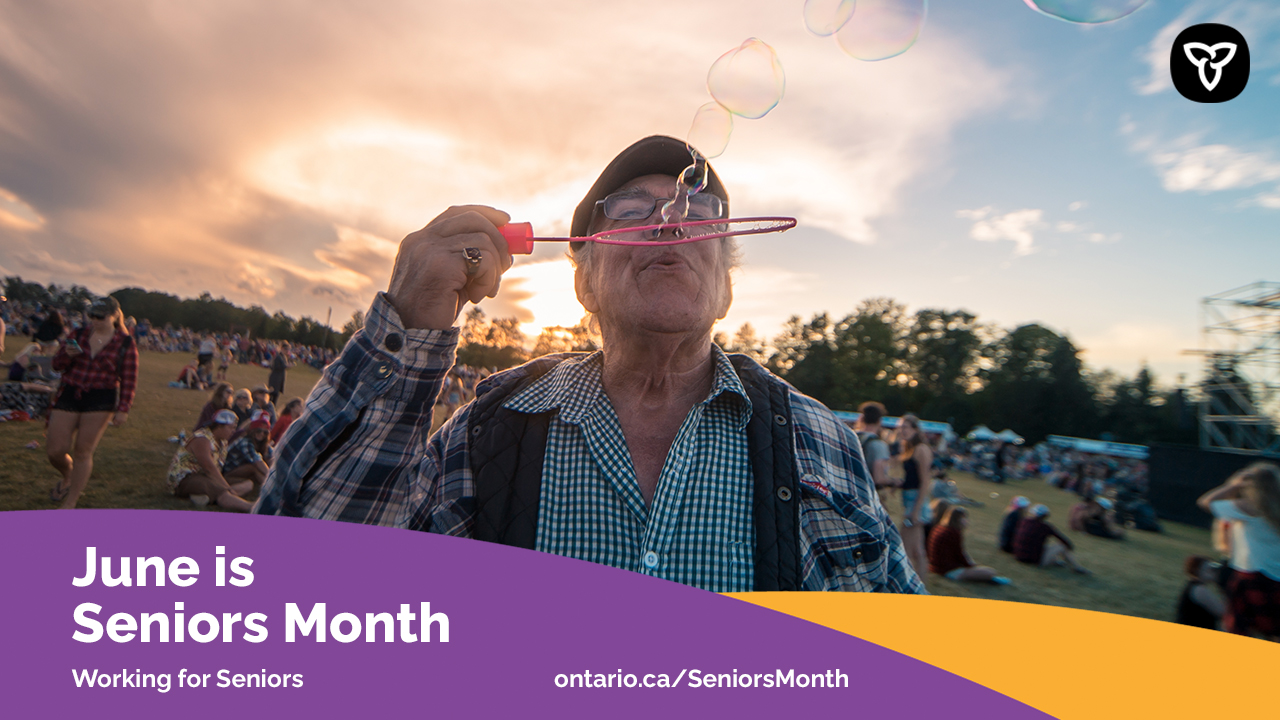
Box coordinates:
[575,266,600,314]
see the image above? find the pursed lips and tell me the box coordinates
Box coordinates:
[638,250,689,272]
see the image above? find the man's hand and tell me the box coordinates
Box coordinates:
[387,205,514,330]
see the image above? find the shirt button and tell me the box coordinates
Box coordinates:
[776,486,792,502]
[643,551,659,569]
[384,333,403,352]
[374,362,393,379]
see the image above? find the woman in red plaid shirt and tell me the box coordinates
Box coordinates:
[47,296,138,509]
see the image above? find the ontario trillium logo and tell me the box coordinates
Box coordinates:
[1171,24,1249,103]
[1183,42,1236,91]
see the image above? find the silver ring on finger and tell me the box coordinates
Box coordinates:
[463,247,483,276]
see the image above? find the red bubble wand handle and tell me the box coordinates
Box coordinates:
[498,216,797,255]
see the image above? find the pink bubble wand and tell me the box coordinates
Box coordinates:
[499,216,796,255]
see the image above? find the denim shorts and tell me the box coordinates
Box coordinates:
[902,489,932,528]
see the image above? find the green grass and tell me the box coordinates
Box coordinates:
[906,472,1210,624]
[2,342,1209,623]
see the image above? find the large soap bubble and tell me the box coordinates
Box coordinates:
[687,101,733,159]
[836,0,926,62]
[1022,0,1148,24]
[804,0,857,37]
[707,38,786,120]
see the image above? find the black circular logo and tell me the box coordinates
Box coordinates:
[1171,23,1250,103]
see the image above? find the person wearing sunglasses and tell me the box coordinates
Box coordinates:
[47,296,138,508]
[256,135,923,595]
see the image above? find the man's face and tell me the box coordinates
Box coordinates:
[253,391,268,405]
[576,174,732,337]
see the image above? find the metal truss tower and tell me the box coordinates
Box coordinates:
[1194,281,1280,455]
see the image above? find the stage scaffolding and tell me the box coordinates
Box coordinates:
[1191,281,1280,455]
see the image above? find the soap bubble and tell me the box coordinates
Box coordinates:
[836,0,926,62]
[989,492,1000,499]
[804,0,857,37]
[707,38,786,120]
[661,150,709,225]
[1022,0,1147,24]
[687,102,733,159]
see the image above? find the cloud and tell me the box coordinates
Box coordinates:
[1068,201,1085,211]
[0,1,1012,329]
[1151,143,1280,193]
[0,187,44,230]
[957,206,1043,256]
[1061,223,1118,243]
[1122,118,1280,207]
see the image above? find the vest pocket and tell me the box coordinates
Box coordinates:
[798,497,891,592]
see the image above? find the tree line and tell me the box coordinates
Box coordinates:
[5,273,1206,446]
[458,299,1199,447]
[3,276,349,350]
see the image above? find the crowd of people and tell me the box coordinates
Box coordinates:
[0,295,338,511]
[4,282,1278,637]
[850,398,1279,641]
[164,382,306,512]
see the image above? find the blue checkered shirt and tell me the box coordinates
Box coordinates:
[503,349,755,592]
[255,294,923,594]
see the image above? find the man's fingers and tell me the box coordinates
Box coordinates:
[431,210,514,272]
[426,204,511,230]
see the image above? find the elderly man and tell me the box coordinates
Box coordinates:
[256,135,922,594]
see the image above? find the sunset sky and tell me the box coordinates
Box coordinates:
[2,1,1277,384]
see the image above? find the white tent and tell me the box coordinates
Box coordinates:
[966,425,997,441]
[996,429,1024,444]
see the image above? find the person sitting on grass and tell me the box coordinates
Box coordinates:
[8,341,49,382]
[1175,555,1226,631]
[270,397,304,446]
[230,388,254,428]
[165,409,254,512]
[1071,496,1126,540]
[194,381,234,431]
[927,506,1010,584]
[999,496,1031,553]
[923,497,952,542]
[249,384,278,428]
[176,357,204,390]
[1014,504,1091,575]
[222,411,273,489]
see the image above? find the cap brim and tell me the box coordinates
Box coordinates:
[570,135,729,240]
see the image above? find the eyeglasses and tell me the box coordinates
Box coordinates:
[594,190,724,225]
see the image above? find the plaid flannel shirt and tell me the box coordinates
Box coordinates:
[50,327,138,413]
[255,294,923,594]
[223,435,272,473]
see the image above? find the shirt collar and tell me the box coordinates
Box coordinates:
[505,345,752,428]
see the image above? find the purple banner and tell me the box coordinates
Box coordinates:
[0,510,1052,718]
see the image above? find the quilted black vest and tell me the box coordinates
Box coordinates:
[466,353,802,591]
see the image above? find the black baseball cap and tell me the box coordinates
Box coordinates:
[570,135,730,245]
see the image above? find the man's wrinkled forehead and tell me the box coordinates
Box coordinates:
[612,174,679,196]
